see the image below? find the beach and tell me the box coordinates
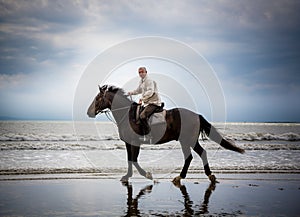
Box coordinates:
[0,121,300,216]
[0,173,299,216]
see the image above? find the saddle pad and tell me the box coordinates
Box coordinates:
[149,110,166,125]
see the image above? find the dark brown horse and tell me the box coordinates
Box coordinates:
[87,85,244,184]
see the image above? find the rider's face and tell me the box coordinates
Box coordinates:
[138,69,147,79]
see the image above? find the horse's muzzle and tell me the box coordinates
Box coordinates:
[87,109,101,118]
[87,112,95,118]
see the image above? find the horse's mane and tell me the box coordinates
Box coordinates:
[104,85,130,101]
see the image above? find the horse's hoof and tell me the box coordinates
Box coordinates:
[145,172,153,180]
[172,176,182,187]
[120,176,129,183]
[208,174,219,183]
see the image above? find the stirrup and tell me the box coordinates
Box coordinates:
[139,135,152,143]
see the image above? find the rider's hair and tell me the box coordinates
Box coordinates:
[139,67,147,73]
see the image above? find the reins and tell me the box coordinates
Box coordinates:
[100,109,116,124]
[100,105,131,126]
[99,90,133,126]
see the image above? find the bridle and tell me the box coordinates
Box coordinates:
[96,87,134,126]
[99,106,131,125]
[98,94,132,125]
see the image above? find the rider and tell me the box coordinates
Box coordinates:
[128,67,162,135]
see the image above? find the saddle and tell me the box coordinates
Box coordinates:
[129,103,166,143]
[136,103,166,126]
[130,103,166,125]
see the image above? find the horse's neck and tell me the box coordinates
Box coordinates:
[110,96,131,125]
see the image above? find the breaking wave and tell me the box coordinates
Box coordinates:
[1,141,300,151]
[225,132,300,141]
[0,133,119,142]
[1,131,300,142]
[1,131,299,151]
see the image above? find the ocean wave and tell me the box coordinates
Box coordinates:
[1,141,299,151]
[202,142,300,151]
[225,132,300,141]
[1,131,299,143]
[0,142,123,151]
[0,133,119,142]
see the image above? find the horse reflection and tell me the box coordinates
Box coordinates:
[178,182,216,215]
[122,182,216,216]
[123,182,153,217]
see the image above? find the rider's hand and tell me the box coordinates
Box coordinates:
[139,99,142,104]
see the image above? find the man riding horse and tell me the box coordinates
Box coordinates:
[87,78,245,184]
[128,67,162,138]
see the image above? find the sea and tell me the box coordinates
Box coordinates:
[0,121,300,178]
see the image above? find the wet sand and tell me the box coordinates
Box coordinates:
[0,174,299,216]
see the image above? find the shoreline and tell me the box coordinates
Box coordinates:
[1,172,300,181]
[0,173,299,216]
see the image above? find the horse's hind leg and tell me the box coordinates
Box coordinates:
[193,141,217,183]
[173,143,193,186]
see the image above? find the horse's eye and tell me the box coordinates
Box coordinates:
[96,94,102,100]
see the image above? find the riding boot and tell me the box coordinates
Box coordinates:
[137,118,151,143]
[140,118,150,135]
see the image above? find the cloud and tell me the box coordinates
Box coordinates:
[0,1,139,75]
[0,73,27,89]
[0,0,299,121]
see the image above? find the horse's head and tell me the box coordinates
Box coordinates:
[87,85,129,118]
[87,85,112,118]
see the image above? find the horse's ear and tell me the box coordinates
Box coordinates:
[99,85,107,92]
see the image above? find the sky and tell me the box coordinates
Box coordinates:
[0,0,300,122]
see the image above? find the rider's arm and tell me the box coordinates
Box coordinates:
[128,81,142,95]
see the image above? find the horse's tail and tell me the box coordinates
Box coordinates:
[199,115,245,154]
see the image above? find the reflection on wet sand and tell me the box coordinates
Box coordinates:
[122,181,216,216]
[122,182,153,217]
[178,182,216,216]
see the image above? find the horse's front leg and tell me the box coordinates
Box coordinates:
[131,144,153,180]
[121,143,152,182]
[121,143,133,182]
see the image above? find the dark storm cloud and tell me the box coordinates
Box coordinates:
[0,0,92,74]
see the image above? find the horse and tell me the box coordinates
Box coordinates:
[87,85,244,184]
